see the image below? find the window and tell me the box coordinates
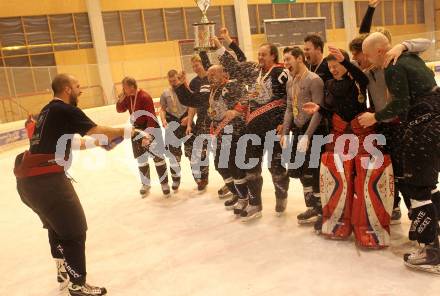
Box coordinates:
[206,6,222,34]
[305,3,318,17]
[185,7,202,38]
[49,14,77,51]
[143,9,166,42]
[0,17,27,57]
[74,13,93,49]
[121,10,145,44]
[102,12,123,46]
[274,4,289,18]
[356,1,369,27]
[23,16,52,53]
[406,0,415,24]
[291,3,304,18]
[319,3,333,29]
[248,5,258,34]
[258,4,273,33]
[223,6,238,37]
[395,0,405,25]
[384,0,394,25]
[372,1,383,26]
[164,8,186,40]
[415,0,425,24]
[334,2,345,29]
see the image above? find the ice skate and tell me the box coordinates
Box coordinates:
[140,184,151,198]
[241,204,262,222]
[162,183,171,197]
[196,179,208,193]
[218,184,233,199]
[404,245,440,275]
[68,282,107,296]
[314,214,323,235]
[172,179,180,192]
[275,198,287,216]
[297,207,320,224]
[224,195,239,211]
[55,258,69,290]
[233,198,249,216]
[391,207,402,225]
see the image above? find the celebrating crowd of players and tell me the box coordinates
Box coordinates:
[13,1,440,295]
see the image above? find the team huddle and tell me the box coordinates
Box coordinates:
[12,1,440,296]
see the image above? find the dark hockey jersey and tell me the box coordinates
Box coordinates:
[175,80,246,136]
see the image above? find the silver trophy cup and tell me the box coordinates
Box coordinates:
[193,0,216,51]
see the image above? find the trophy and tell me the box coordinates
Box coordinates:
[193,0,216,51]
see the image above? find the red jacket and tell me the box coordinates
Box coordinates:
[116,89,158,128]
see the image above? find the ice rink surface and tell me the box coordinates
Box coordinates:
[1,141,439,296]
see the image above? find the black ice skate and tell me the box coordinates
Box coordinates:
[404,245,440,275]
[140,184,151,198]
[162,183,171,197]
[275,198,287,216]
[297,207,320,224]
[241,204,262,222]
[314,214,323,235]
[233,198,249,216]
[391,207,402,225]
[68,282,107,296]
[55,258,69,290]
[218,184,233,199]
[224,195,239,211]
[197,179,208,193]
[172,180,180,192]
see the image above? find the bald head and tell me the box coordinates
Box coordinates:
[51,73,81,106]
[362,32,391,67]
[52,74,76,95]
[207,65,228,87]
[363,32,390,52]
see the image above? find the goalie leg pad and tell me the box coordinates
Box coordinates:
[320,152,354,240]
[352,154,394,249]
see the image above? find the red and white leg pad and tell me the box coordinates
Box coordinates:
[352,154,394,248]
[320,152,354,240]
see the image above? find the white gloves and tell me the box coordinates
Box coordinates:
[297,136,309,153]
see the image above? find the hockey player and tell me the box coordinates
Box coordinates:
[280,46,325,224]
[303,34,333,83]
[303,47,371,235]
[349,0,433,224]
[14,74,129,295]
[359,32,440,274]
[174,63,249,213]
[160,70,194,191]
[116,77,170,197]
[198,27,247,199]
[215,41,290,220]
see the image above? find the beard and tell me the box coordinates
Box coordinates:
[69,94,78,107]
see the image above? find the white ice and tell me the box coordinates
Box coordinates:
[1,141,439,296]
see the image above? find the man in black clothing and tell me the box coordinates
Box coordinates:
[14,74,128,295]
[186,55,211,191]
[360,33,440,274]
[303,34,333,83]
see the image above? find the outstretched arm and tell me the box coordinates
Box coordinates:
[199,51,212,71]
[220,27,247,62]
[359,0,380,34]
[174,83,209,108]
